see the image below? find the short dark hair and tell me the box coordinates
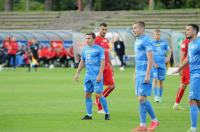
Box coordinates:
[134,21,145,28]
[187,24,199,35]
[86,32,96,39]
[99,23,107,27]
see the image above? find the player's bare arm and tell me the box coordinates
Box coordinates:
[74,60,85,82]
[179,49,186,75]
[173,56,188,74]
[96,59,105,82]
[145,51,153,83]
[165,50,172,64]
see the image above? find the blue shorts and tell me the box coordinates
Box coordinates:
[135,80,152,96]
[84,80,103,93]
[189,77,200,101]
[153,67,166,80]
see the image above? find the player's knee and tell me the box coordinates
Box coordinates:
[189,100,197,106]
[110,85,115,89]
[138,96,146,102]
[85,93,92,98]
[95,93,102,98]
[181,83,187,89]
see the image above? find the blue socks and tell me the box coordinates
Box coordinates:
[190,105,198,128]
[99,96,109,114]
[159,88,163,97]
[154,87,163,98]
[140,100,147,124]
[154,87,158,97]
[86,98,92,116]
[139,99,157,124]
[85,96,109,116]
[144,100,156,120]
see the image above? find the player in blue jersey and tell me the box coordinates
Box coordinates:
[174,24,200,132]
[132,21,159,132]
[74,32,110,120]
[152,29,171,103]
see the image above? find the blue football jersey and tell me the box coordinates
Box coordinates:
[152,39,170,69]
[188,37,200,78]
[134,34,153,82]
[81,44,105,81]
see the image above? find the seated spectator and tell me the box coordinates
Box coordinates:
[66,46,75,68]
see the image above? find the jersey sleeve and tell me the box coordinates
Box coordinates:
[99,47,105,60]
[144,37,153,52]
[181,40,188,52]
[81,50,85,61]
[197,39,200,52]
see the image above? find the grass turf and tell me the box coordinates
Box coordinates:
[0,67,197,132]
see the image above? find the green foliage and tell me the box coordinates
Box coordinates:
[93,0,148,11]
[53,0,77,11]
[29,0,44,11]
[1,0,200,11]
[0,0,4,11]
[12,0,44,11]
[185,0,200,8]
[13,0,26,11]
[102,0,148,10]
[93,0,103,11]
[154,0,200,9]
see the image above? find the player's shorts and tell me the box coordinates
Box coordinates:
[181,70,190,85]
[103,66,115,86]
[189,77,200,101]
[153,67,166,80]
[84,80,103,93]
[135,80,152,96]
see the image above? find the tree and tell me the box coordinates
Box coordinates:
[45,0,53,11]
[4,0,13,11]
[77,0,83,11]
[85,0,94,10]
[148,0,154,10]
[26,0,29,11]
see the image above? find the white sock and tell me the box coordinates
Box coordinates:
[140,123,146,127]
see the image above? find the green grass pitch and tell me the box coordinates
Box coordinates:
[0,67,198,132]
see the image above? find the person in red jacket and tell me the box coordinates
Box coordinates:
[6,37,18,70]
[66,46,75,67]
[48,46,56,69]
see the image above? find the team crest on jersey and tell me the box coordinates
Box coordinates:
[86,54,91,59]
[156,43,160,46]
[181,44,185,48]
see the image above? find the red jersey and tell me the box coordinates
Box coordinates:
[180,38,190,76]
[7,41,18,55]
[95,36,110,67]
